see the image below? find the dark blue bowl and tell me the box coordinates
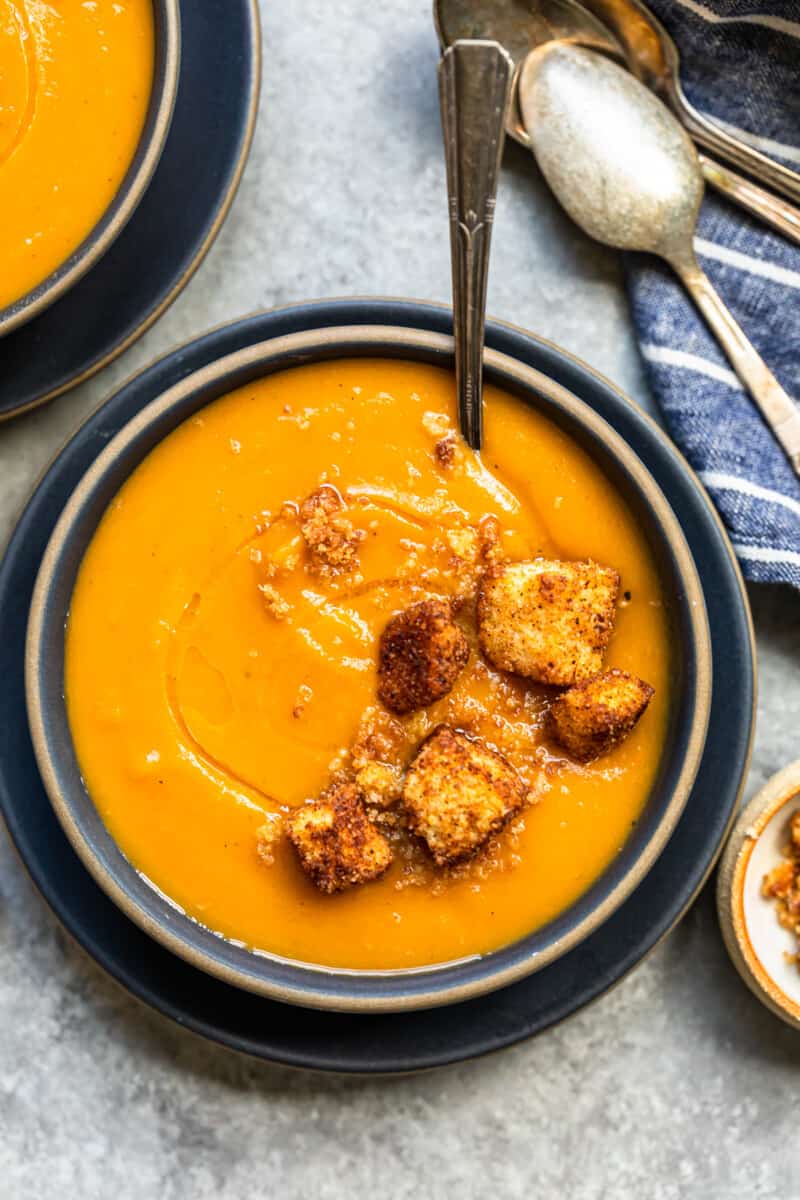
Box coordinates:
[25,308,712,1011]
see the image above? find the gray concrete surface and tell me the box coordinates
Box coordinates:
[1,2,799,1196]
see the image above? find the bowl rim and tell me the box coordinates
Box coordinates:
[25,321,713,1012]
[0,0,181,338]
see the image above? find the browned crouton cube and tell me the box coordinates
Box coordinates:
[402,725,528,865]
[477,558,620,685]
[285,781,393,893]
[547,668,654,761]
[299,485,365,576]
[378,598,470,715]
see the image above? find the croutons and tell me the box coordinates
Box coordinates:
[761,808,800,963]
[763,859,797,902]
[285,781,393,893]
[299,485,365,576]
[403,725,528,865]
[547,668,654,761]
[792,810,800,851]
[477,558,620,685]
[377,598,470,715]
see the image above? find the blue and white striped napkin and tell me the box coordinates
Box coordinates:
[624,0,800,588]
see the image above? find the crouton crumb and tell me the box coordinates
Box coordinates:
[378,598,470,715]
[435,434,458,468]
[355,760,403,809]
[420,410,465,471]
[285,781,393,893]
[256,814,285,865]
[299,485,365,576]
[477,558,620,685]
[762,806,800,970]
[403,725,528,866]
[547,668,654,761]
[292,682,313,718]
[478,514,503,565]
[350,705,407,772]
[421,411,451,440]
[258,582,291,620]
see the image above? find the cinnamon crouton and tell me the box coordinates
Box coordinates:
[299,485,364,576]
[286,781,393,893]
[547,668,654,761]
[477,558,620,685]
[377,598,470,715]
[402,725,528,865]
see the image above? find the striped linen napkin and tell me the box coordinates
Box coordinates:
[624,0,800,588]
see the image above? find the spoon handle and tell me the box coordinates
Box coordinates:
[677,100,800,209]
[439,40,513,450]
[673,257,800,476]
[700,155,800,248]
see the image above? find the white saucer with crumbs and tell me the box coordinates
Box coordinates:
[717,760,800,1030]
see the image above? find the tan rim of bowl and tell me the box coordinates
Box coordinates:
[26,325,713,1011]
[717,760,800,1030]
[0,0,181,338]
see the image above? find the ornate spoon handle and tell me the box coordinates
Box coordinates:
[439,40,513,450]
[699,155,800,248]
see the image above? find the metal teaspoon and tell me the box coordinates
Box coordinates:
[519,42,800,476]
[580,0,800,208]
[439,40,513,449]
[434,0,800,246]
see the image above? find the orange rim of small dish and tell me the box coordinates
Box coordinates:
[719,763,800,1029]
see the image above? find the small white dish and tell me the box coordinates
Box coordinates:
[717,760,800,1030]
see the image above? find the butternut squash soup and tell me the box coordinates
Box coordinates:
[0,0,154,310]
[65,360,671,969]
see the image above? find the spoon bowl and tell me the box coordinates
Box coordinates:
[519,42,702,262]
[581,0,800,206]
[434,0,800,244]
[434,0,621,145]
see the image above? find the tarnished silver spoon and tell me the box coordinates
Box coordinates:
[434,0,800,245]
[519,42,800,476]
[582,0,800,208]
[434,0,619,146]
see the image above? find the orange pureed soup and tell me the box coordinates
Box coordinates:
[66,361,671,969]
[0,0,154,310]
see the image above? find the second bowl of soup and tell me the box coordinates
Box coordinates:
[0,0,179,336]
[26,318,711,1010]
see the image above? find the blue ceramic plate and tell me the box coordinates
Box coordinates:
[0,301,755,1070]
[0,0,259,420]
